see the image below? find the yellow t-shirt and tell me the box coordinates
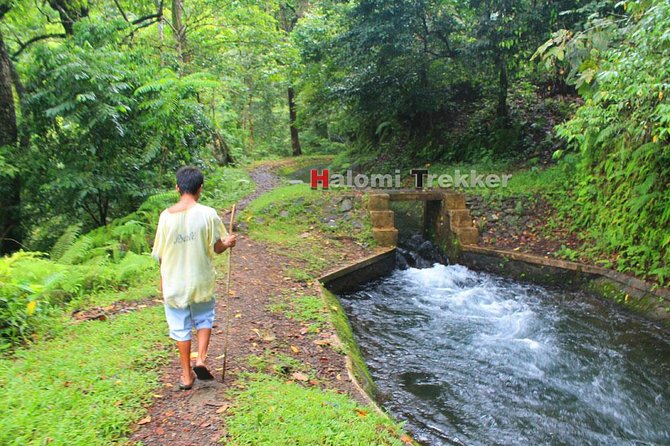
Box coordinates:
[151,203,227,308]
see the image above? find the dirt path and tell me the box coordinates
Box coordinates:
[130,164,368,445]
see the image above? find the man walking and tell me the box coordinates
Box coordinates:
[151,166,237,389]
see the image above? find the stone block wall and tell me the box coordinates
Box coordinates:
[367,191,478,249]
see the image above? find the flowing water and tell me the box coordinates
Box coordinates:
[339,261,670,445]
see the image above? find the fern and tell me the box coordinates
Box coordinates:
[116,252,156,286]
[138,191,178,215]
[58,235,93,265]
[112,220,149,254]
[50,224,83,261]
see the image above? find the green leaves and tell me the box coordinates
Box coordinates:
[555,0,670,285]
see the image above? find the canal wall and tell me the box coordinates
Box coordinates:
[458,245,670,325]
[318,248,398,406]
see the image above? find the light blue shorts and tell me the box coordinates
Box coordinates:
[164,299,216,342]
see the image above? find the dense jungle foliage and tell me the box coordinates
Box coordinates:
[0,0,668,346]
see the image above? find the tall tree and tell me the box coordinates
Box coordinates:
[278,1,308,156]
[171,0,187,66]
[0,3,20,253]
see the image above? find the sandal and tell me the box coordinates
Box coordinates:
[193,365,215,381]
[179,372,196,390]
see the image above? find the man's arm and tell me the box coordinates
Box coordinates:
[214,234,237,254]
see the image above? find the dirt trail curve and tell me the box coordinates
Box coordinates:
[130,163,364,446]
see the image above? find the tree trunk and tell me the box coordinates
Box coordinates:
[496,56,509,122]
[288,86,301,156]
[48,0,89,35]
[172,0,188,66]
[211,130,234,165]
[156,0,165,66]
[0,31,21,253]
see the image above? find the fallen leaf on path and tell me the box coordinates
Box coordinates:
[234,313,242,318]
[291,372,309,382]
[216,404,229,414]
[400,434,413,444]
[138,416,151,425]
[290,345,300,353]
[156,427,165,435]
[215,353,226,359]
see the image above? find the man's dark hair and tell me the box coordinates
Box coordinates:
[176,166,204,195]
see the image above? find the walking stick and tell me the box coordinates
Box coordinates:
[222,204,236,382]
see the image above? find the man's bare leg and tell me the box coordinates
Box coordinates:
[177,340,194,385]
[195,328,211,367]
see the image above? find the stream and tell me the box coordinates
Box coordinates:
[339,252,670,445]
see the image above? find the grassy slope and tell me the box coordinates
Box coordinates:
[242,183,374,275]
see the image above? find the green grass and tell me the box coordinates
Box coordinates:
[81,282,158,308]
[224,373,407,446]
[286,294,328,325]
[268,291,329,334]
[0,306,169,445]
[285,266,313,282]
[242,184,374,274]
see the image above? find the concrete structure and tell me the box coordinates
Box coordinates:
[366,190,478,253]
